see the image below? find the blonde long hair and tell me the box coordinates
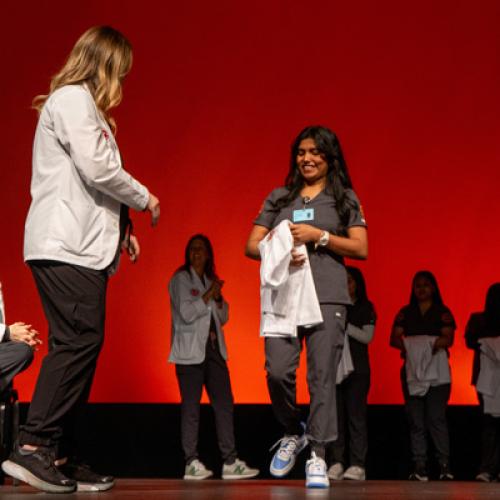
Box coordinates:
[32,26,132,132]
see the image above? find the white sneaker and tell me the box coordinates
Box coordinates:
[343,465,366,481]
[183,460,213,480]
[269,432,308,477]
[222,459,259,480]
[305,452,330,489]
[327,462,344,480]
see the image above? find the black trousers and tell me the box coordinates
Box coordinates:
[265,304,345,446]
[478,395,500,475]
[19,261,107,454]
[329,370,370,467]
[0,342,34,395]
[175,338,237,465]
[402,371,451,465]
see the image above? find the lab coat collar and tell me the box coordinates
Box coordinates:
[189,266,211,292]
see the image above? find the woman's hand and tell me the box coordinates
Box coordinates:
[203,279,224,304]
[147,193,160,227]
[290,249,306,267]
[9,322,42,349]
[122,234,140,263]
[289,223,321,244]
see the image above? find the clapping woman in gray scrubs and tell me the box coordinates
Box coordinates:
[245,126,368,489]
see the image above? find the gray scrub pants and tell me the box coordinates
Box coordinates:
[0,341,34,395]
[265,304,346,448]
[175,339,237,465]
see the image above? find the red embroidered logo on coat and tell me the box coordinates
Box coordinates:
[102,129,109,140]
[191,289,199,297]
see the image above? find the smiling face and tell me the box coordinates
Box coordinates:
[296,138,329,185]
[188,238,209,271]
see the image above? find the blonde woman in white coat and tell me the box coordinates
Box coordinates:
[169,234,258,481]
[2,26,160,494]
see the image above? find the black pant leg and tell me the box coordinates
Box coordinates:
[344,371,370,467]
[176,363,205,464]
[19,262,107,448]
[204,343,237,464]
[402,372,427,464]
[425,383,451,465]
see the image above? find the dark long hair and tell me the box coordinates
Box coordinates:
[484,283,500,330]
[176,234,217,280]
[347,266,377,319]
[409,270,444,307]
[276,125,356,232]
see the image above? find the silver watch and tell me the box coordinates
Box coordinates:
[318,230,330,247]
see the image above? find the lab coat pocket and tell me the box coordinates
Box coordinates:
[172,327,197,361]
[51,199,104,258]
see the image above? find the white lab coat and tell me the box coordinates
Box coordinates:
[259,220,323,337]
[403,336,451,396]
[168,268,229,364]
[24,84,149,273]
[476,338,500,416]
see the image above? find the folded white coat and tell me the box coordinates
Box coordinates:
[259,220,323,337]
[403,335,451,396]
[476,337,500,417]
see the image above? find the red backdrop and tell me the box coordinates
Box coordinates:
[1,0,499,403]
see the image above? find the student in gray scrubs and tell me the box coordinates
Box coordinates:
[245,125,368,489]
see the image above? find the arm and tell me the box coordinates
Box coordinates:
[433,309,456,352]
[390,324,406,352]
[169,275,208,324]
[347,323,375,344]
[245,225,270,260]
[289,225,368,260]
[464,315,480,349]
[433,326,454,352]
[52,87,150,212]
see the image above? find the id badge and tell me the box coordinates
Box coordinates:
[293,208,314,222]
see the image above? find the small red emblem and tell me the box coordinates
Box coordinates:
[102,129,109,140]
[191,289,199,297]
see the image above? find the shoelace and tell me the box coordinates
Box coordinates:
[269,436,298,459]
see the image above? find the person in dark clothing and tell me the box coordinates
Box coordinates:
[328,267,376,481]
[465,283,500,482]
[390,270,455,481]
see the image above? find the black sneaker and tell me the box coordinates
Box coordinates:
[439,463,454,480]
[409,462,429,481]
[59,459,115,491]
[1,446,76,493]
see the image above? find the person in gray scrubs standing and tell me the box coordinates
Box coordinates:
[245,125,368,489]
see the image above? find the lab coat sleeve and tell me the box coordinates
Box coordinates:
[51,87,149,211]
[0,324,6,343]
[169,273,208,324]
[214,300,229,326]
[347,323,375,344]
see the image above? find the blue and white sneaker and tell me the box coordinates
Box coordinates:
[305,452,330,489]
[269,431,308,477]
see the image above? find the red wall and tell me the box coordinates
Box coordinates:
[1,0,499,403]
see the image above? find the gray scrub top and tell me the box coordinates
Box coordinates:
[254,187,367,304]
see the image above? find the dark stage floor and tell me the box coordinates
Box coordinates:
[0,479,499,499]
